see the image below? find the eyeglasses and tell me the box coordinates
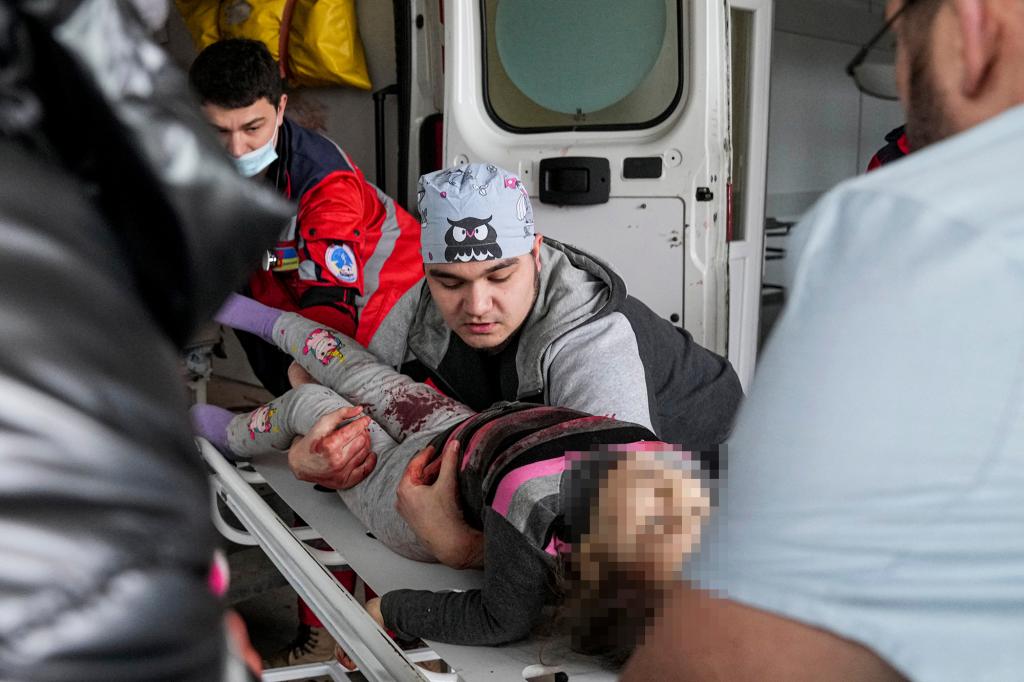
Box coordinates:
[845,0,922,100]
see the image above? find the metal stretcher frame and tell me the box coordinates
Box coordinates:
[198,438,615,682]
[200,438,440,682]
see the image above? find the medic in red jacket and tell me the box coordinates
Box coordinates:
[243,118,423,394]
[190,38,422,395]
[867,124,910,171]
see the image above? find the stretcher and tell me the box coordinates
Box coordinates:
[198,438,617,682]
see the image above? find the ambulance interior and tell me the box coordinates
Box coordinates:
[156,0,906,678]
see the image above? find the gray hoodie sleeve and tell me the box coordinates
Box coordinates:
[542,312,656,431]
[379,511,553,645]
[366,283,424,365]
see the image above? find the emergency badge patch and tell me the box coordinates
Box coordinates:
[325,244,359,284]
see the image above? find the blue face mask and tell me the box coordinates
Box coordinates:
[233,126,279,177]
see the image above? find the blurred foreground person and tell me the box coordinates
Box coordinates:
[624,1,1024,680]
[0,0,290,679]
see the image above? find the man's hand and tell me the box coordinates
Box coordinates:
[396,440,484,569]
[287,406,376,489]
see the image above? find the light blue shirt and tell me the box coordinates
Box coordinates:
[687,105,1024,681]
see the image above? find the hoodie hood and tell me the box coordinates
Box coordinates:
[407,238,626,398]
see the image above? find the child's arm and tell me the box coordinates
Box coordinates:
[378,513,554,645]
[224,384,358,457]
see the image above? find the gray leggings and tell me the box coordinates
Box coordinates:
[227,312,474,561]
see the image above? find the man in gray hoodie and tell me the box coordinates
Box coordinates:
[289,163,741,489]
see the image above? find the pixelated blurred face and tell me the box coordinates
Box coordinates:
[424,237,542,351]
[201,94,287,158]
[582,453,709,587]
[565,452,710,661]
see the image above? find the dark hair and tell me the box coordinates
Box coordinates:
[189,39,283,109]
[542,552,667,670]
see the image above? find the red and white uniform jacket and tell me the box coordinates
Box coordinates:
[244,118,422,393]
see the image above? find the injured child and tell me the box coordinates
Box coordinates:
[194,294,709,661]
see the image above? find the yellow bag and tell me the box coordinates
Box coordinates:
[175,0,372,90]
[176,0,221,49]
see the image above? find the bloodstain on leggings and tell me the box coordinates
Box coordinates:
[380,387,465,440]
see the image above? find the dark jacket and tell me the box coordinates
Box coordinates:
[0,1,289,677]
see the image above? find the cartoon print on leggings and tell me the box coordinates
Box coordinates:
[303,328,346,366]
[247,404,278,440]
[444,215,502,263]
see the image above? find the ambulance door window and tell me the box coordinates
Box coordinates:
[730,7,755,241]
[481,0,683,132]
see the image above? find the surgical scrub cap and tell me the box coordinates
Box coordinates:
[417,163,535,264]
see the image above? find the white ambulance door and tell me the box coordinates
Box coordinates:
[440,0,734,355]
[727,0,773,389]
[394,0,445,209]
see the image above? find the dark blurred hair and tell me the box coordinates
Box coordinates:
[189,39,283,109]
[534,551,667,671]
[586,560,664,667]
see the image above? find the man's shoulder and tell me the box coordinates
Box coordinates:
[284,118,356,187]
[785,112,1024,295]
[514,240,621,384]
[547,309,635,349]
[831,106,1024,229]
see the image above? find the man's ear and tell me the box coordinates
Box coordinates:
[952,0,1000,98]
[532,234,543,272]
[276,93,289,124]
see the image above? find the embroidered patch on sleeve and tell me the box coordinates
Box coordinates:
[325,244,359,284]
[247,404,279,440]
[302,328,347,366]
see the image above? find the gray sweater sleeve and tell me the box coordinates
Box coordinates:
[379,511,554,645]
